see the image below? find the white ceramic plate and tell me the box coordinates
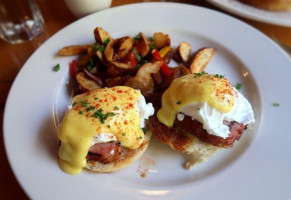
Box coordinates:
[207,0,291,27]
[4,3,291,200]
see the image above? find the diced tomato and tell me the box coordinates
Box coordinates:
[70,60,77,76]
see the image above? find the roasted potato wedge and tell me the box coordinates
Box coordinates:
[175,42,192,63]
[104,40,114,62]
[189,47,216,73]
[76,72,102,91]
[153,32,170,49]
[117,36,133,58]
[135,32,150,57]
[124,61,162,97]
[94,27,113,44]
[58,44,92,56]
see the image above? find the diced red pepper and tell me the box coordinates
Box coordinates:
[122,51,137,67]
[152,49,162,60]
[151,49,172,76]
[70,60,77,76]
[160,62,172,76]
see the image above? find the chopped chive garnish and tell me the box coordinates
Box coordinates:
[132,49,141,61]
[81,101,88,107]
[92,43,98,50]
[142,128,146,134]
[177,101,181,105]
[114,106,119,110]
[103,38,110,45]
[235,83,242,90]
[53,64,60,72]
[134,35,141,40]
[273,103,280,107]
[98,45,104,53]
[109,112,116,116]
[149,44,156,50]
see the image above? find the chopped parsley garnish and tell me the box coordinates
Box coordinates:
[81,101,88,107]
[122,133,126,136]
[139,136,143,139]
[197,108,200,111]
[114,106,120,110]
[207,75,211,78]
[132,49,141,61]
[149,37,153,42]
[273,103,280,107]
[72,102,77,106]
[220,75,224,78]
[215,74,219,78]
[95,97,98,100]
[103,38,110,45]
[235,83,242,90]
[53,64,60,72]
[177,101,181,105]
[79,111,83,114]
[108,125,111,129]
[136,64,141,69]
[134,35,141,40]
[142,128,146,134]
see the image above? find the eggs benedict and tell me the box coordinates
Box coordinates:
[58,86,154,174]
[149,73,255,168]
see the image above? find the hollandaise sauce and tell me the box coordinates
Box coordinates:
[58,86,144,175]
[157,73,235,127]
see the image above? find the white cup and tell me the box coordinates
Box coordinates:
[64,0,112,18]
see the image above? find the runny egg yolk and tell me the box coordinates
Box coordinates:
[157,74,235,127]
[58,86,144,175]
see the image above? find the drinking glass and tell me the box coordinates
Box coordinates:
[0,0,44,44]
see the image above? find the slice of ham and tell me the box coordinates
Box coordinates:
[86,142,123,164]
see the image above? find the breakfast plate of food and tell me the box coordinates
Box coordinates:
[207,0,291,27]
[4,3,291,200]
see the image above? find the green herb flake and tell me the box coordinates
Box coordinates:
[86,65,94,71]
[72,102,77,106]
[177,101,181,105]
[215,74,219,78]
[207,75,211,78]
[81,101,88,107]
[149,44,156,50]
[109,112,116,116]
[122,133,126,136]
[235,83,242,90]
[98,45,104,53]
[220,75,224,78]
[139,136,143,139]
[136,64,141,69]
[132,49,141,61]
[92,43,98,51]
[103,38,110,45]
[114,106,120,110]
[197,108,200,111]
[273,103,280,107]
[108,125,111,129]
[142,128,146,134]
[53,64,60,72]
[134,35,141,40]
[79,111,83,114]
